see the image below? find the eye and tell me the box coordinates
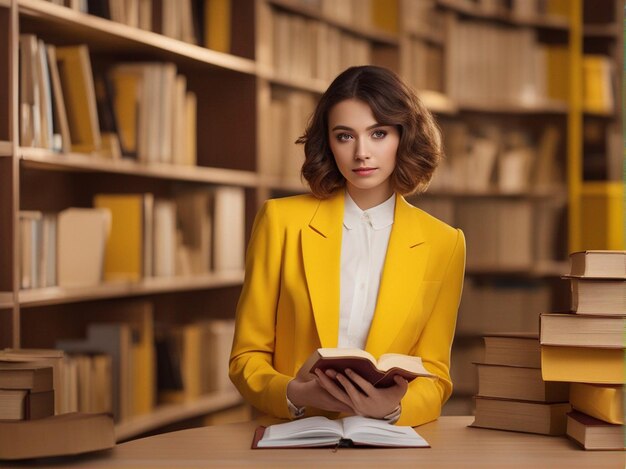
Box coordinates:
[372,129,387,139]
[335,133,353,142]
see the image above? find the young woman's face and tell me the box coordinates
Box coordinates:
[328,98,399,205]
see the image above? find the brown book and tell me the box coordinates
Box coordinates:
[0,412,114,460]
[568,250,626,279]
[483,333,541,368]
[0,389,54,420]
[0,365,53,392]
[252,416,430,449]
[566,411,625,451]
[471,397,571,436]
[296,348,435,388]
[540,313,625,348]
[568,278,626,316]
[475,363,569,402]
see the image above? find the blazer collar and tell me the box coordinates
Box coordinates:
[302,192,427,352]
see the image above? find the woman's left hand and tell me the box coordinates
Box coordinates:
[314,368,408,419]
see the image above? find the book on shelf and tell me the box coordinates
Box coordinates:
[569,383,623,425]
[57,323,133,422]
[0,412,114,460]
[539,312,625,348]
[568,250,626,278]
[470,397,571,436]
[57,207,111,288]
[566,411,625,451]
[0,365,53,393]
[582,54,615,114]
[475,363,569,403]
[482,333,541,368]
[0,389,54,420]
[212,186,245,273]
[296,348,435,388]
[204,0,231,52]
[252,416,429,449]
[540,346,624,384]
[45,44,71,153]
[0,349,67,414]
[94,193,154,281]
[568,278,626,315]
[54,45,102,153]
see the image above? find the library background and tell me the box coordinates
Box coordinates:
[0,0,623,446]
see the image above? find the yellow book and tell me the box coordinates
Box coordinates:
[93,194,145,282]
[371,0,398,34]
[582,55,614,114]
[541,346,625,385]
[204,0,231,53]
[160,323,203,403]
[545,45,569,103]
[570,383,624,424]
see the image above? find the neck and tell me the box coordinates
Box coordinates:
[346,184,394,210]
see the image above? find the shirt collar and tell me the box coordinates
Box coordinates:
[343,191,396,231]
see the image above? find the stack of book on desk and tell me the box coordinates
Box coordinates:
[0,349,115,460]
[540,250,625,450]
[470,333,571,435]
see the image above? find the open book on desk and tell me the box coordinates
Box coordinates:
[296,348,436,388]
[252,416,430,449]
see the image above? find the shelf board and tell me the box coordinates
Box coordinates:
[0,0,10,7]
[583,108,616,118]
[267,0,399,45]
[584,24,621,38]
[19,272,245,307]
[0,141,12,157]
[259,175,309,193]
[418,90,458,115]
[19,148,259,187]
[437,0,569,30]
[466,261,569,277]
[260,70,328,94]
[420,188,568,199]
[115,390,243,442]
[456,100,569,114]
[406,28,446,46]
[0,292,14,309]
[17,0,257,75]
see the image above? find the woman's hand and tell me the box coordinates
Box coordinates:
[287,376,355,414]
[315,368,408,419]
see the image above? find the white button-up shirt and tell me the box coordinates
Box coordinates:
[338,191,395,349]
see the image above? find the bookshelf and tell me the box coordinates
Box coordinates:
[1,0,621,437]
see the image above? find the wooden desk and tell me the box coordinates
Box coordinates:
[37,416,625,468]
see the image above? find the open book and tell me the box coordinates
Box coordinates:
[252,416,429,448]
[296,348,435,388]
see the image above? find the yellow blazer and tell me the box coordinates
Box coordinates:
[229,190,466,426]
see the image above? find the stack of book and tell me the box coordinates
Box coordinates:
[0,365,54,421]
[540,250,625,450]
[470,333,571,435]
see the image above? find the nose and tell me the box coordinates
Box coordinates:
[354,138,370,160]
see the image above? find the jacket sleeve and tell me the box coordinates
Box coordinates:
[397,229,466,426]
[228,200,293,418]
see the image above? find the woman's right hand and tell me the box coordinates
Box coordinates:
[287,376,355,414]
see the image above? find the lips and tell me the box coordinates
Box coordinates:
[353,167,377,176]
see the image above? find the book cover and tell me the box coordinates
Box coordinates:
[570,383,624,425]
[540,346,624,384]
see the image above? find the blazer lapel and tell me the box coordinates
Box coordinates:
[365,195,428,356]
[301,191,344,348]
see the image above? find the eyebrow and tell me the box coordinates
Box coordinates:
[331,123,388,132]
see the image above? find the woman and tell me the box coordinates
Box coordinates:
[229,65,465,426]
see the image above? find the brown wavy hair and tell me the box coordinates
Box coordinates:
[297,65,442,199]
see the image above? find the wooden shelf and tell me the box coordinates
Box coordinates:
[19,272,245,307]
[115,390,243,442]
[17,0,257,75]
[407,28,445,46]
[437,0,570,30]
[259,70,328,94]
[267,0,399,45]
[0,292,14,308]
[466,261,569,277]
[583,108,617,118]
[419,90,458,115]
[0,0,10,7]
[259,175,308,193]
[584,23,621,38]
[420,188,568,199]
[456,100,569,114]
[0,141,11,157]
[19,148,259,187]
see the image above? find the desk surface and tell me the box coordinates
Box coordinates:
[40,416,625,468]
